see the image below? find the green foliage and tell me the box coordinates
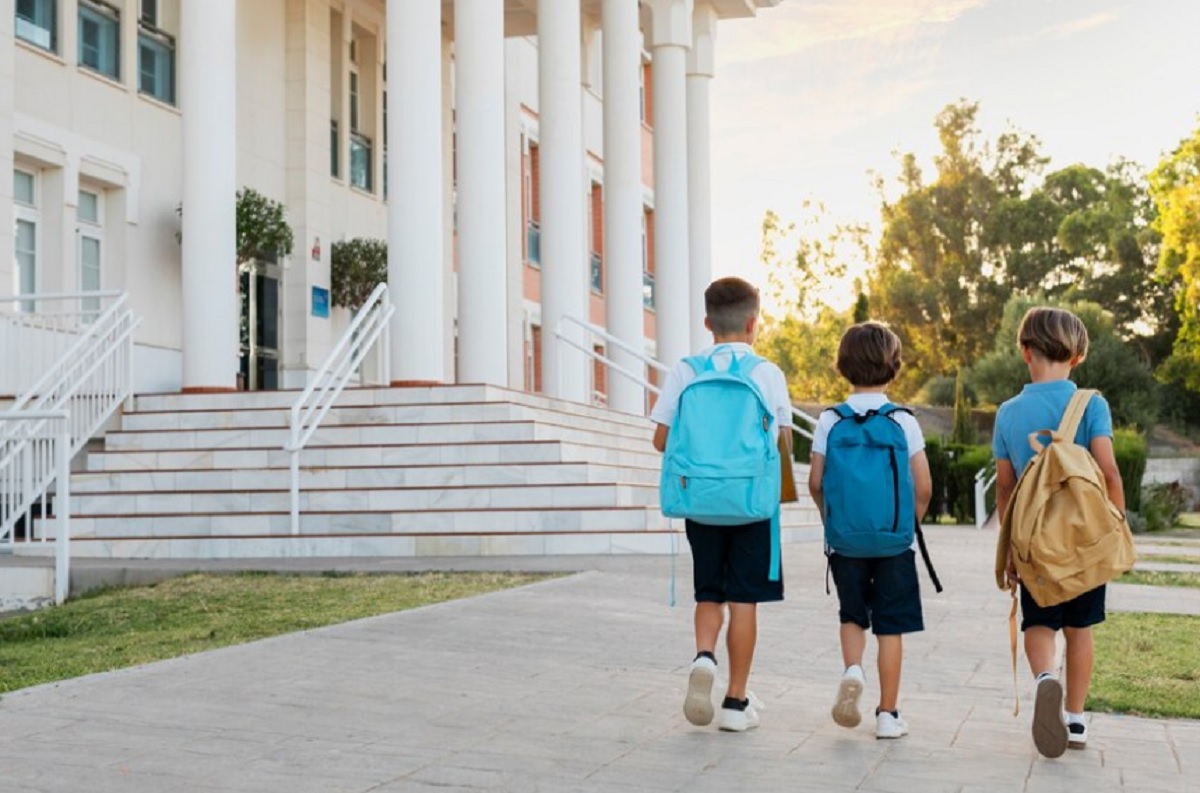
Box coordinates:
[1112,429,1148,513]
[924,435,948,521]
[918,375,959,406]
[330,238,388,311]
[923,438,992,523]
[235,188,294,264]
[852,292,870,323]
[971,294,1161,430]
[1140,482,1194,532]
[1149,121,1200,391]
[950,373,977,445]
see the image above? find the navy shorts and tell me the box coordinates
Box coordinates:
[1020,584,1106,631]
[829,550,924,635]
[686,519,783,604]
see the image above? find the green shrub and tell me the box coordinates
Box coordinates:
[792,426,813,464]
[925,436,947,522]
[1112,430,1147,512]
[1141,482,1193,532]
[946,444,994,523]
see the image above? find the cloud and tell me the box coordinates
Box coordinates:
[1008,10,1119,44]
[716,0,990,67]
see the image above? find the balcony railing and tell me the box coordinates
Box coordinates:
[590,253,603,294]
[350,131,373,192]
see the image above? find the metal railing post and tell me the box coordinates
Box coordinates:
[974,469,986,530]
[55,414,71,604]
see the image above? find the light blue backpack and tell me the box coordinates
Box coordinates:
[660,346,782,581]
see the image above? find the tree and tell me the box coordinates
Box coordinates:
[235,188,294,264]
[971,294,1160,430]
[950,372,977,444]
[331,238,388,311]
[1149,121,1200,391]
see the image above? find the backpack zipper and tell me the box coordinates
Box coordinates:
[889,451,900,533]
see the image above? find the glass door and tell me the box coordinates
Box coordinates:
[238,260,281,391]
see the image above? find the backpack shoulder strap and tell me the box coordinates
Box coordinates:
[682,354,708,376]
[1056,388,1098,442]
[827,403,855,421]
[878,402,914,420]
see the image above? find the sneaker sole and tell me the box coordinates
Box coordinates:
[718,712,758,732]
[832,678,863,728]
[684,666,715,726]
[1032,679,1069,759]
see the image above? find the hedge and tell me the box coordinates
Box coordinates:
[1112,429,1147,513]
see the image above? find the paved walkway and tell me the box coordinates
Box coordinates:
[1,528,1197,792]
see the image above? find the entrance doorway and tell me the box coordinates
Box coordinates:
[239,260,281,391]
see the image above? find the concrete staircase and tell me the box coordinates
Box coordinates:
[27,384,820,559]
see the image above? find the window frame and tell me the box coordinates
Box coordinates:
[138,18,176,105]
[14,169,41,312]
[78,0,122,82]
[77,189,104,317]
[15,0,57,53]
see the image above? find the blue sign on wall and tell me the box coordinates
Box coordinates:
[312,286,330,318]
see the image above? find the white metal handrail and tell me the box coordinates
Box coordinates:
[0,410,71,604]
[1,292,139,548]
[286,283,394,535]
[555,314,819,438]
[975,464,998,529]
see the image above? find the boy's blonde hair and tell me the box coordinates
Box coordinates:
[837,322,902,387]
[705,277,760,335]
[1017,307,1089,363]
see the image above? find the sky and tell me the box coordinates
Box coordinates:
[709,0,1200,310]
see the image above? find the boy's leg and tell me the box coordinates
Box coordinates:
[725,602,757,700]
[876,634,902,713]
[829,554,872,729]
[840,622,867,669]
[1062,626,1094,713]
[1020,587,1069,758]
[695,602,724,656]
[683,521,728,727]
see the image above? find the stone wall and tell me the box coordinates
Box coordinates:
[1144,457,1200,507]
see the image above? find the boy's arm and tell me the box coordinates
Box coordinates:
[994,458,1019,587]
[653,423,669,453]
[909,450,933,521]
[808,452,825,524]
[1089,435,1126,512]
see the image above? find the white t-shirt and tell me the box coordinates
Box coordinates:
[649,343,794,440]
[811,393,925,458]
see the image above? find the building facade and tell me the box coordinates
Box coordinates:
[2,0,779,411]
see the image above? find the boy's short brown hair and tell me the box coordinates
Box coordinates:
[705,277,760,335]
[837,322,903,387]
[1017,307,1089,363]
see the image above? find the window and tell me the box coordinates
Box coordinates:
[349,71,360,132]
[526,143,541,267]
[15,0,56,52]
[589,182,603,294]
[14,169,38,312]
[138,17,175,104]
[382,90,388,199]
[330,120,340,178]
[79,0,120,80]
[642,209,655,309]
[78,190,103,317]
[350,131,373,192]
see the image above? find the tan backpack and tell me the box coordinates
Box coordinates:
[995,389,1136,608]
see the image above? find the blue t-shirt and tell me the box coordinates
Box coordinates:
[992,380,1114,475]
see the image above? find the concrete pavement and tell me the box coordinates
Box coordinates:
[0,527,1197,792]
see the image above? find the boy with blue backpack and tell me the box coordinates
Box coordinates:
[651,277,793,732]
[808,322,935,740]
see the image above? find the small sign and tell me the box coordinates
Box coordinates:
[311,237,321,262]
[312,286,330,318]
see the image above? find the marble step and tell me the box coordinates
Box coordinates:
[42,502,823,542]
[72,461,662,493]
[86,439,666,473]
[119,400,654,441]
[102,419,653,453]
[131,385,653,428]
[69,482,661,516]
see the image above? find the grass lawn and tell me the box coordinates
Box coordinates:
[0,571,550,694]
[1178,513,1200,529]
[1119,570,1200,589]
[1137,553,1200,565]
[1091,612,1200,719]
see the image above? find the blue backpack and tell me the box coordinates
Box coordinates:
[660,346,782,581]
[822,403,916,558]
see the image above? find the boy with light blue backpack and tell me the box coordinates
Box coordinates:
[651,277,793,732]
[808,322,937,740]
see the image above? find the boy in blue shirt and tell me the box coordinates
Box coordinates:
[809,322,933,740]
[651,277,793,732]
[993,306,1125,757]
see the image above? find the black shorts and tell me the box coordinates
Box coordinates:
[686,519,783,604]
[829,550,924,635]
[1020,584,1106,631]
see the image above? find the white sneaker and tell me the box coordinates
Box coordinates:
[875,710,909,739]
[1032,674,1068,758]
[832,665,865,728]
[1067,720,1088,749]
[683,656,717,726]
[718,693,762,732]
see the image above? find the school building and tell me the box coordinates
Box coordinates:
[2,0,781,409]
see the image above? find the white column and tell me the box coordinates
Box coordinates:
[387,0,444,383]
[454,0,508,385]
[537,0,588,402]
[648,0,693,366]
[601,0,645,414]
[687,3,716,352]
[180,0,237,391]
